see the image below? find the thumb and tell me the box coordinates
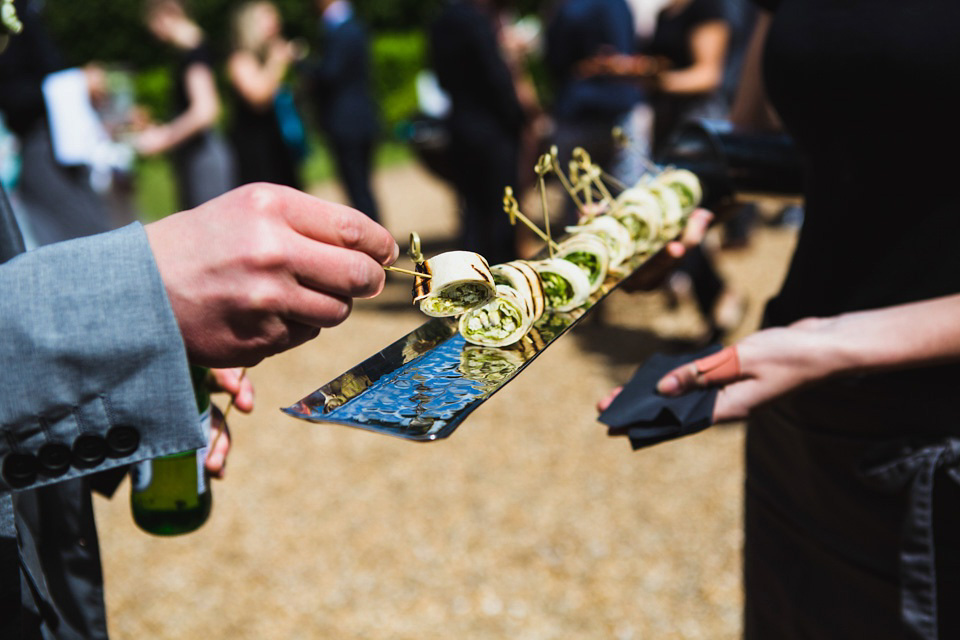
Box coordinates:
[656,361,702,396]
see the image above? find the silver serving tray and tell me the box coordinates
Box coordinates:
[283,252,658,441]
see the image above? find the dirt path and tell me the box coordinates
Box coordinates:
[96,164,797,639]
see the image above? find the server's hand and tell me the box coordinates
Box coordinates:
[654,318,833,423]
[146,183,399,367]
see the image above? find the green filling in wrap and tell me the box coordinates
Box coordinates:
[422,282,490,315]
[541,271,574,308]
[463,298,524,341]
[672,184,695,210]
[563,251,602,283]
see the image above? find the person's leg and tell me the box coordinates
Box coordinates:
[452,132,517,264]
[331,137,380,223]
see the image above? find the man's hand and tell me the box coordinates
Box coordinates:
[146,183,399,367]
[203,368,254,478]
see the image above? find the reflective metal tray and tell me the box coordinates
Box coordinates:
[283,253,656,441]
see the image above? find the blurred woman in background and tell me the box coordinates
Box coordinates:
[137,0,235,209]
[646,0,731,154]
[227,1,304,189]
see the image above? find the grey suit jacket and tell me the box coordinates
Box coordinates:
[0,223,202,638]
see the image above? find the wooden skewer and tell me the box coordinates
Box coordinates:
[503,186,562,253]
[207,367,247,461]
[384,265,430,279]
[534,155,555,258]
[548,146,588,216]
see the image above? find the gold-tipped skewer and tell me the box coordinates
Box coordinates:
[407,231,424,265]
[572,147,616,205]
[383,232,431,279]
[534,155,556,258]
[207,367,247,461]
[548,146,588,216]
[503,186,561,253]
[384,265,431,279]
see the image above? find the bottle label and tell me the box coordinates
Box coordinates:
[196,406,211,494]
[131,460,152,492]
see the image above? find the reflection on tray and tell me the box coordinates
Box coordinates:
[283,261,631,441]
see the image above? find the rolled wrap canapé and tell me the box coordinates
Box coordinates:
[565,214,635,267]
[459,284,536,347]
[490,260,546,322]
[531,258,592,312]
[653,168,702,215]
[556,233,610,293]
[614,186,662,253]
[413,251,496,317]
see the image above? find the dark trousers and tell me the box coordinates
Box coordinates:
[16,125,112,246]
[683,245,724,320]
[449,127,518,265]
[330,136,380,223]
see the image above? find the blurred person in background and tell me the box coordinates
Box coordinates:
[227,1,305,190]
[580,0,747,340]
[137,0,236,210]
[0,0,114,246]
[601,0,960,636]
[430,0,525,264]
[544,0,644,224]
[645,0,731,156]
[303,0,380,222]
[646,0,745,340]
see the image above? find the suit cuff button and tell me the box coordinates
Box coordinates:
[72,434,107,468]
[3,453,38,488]
[106,426,140,458]
[38,443,72,477]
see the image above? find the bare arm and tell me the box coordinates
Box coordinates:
[728,10,781,130]
[656,20,730,95]
[136,62,221,155]
[654,294,960,422]
[227,43,291,111]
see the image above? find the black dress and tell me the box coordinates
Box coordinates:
[228,84,301,189]
[745,1,960,638]
[169,44,236,209]
[647,0,729,154]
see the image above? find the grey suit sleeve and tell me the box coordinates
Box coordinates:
[0,223,205,493]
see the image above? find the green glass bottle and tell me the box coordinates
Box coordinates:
[131,365,212,535]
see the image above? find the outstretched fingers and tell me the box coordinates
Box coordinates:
[657,346,742,395]
[277,187,399,265]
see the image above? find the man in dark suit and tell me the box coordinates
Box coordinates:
[306,0,380,222]
[545,0,643,223]
[430,0,525,265]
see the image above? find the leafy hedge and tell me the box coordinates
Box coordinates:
[40,0,543,135]
[42,1,444,135]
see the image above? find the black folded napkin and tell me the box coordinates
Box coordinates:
[598,344,722,450]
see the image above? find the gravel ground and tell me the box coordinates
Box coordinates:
[96,164,798,639]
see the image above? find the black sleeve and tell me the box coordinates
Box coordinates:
[687,0,728,25]
[749,0,781,11]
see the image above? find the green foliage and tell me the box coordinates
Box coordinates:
[371,31,426,135]
[132,67,172,121]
